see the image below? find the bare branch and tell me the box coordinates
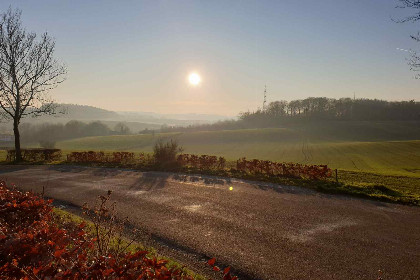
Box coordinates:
[0,8,66,121]
[394,1,420,77]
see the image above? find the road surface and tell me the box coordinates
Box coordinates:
[1,165,419,279]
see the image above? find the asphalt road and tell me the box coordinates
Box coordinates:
[1,165,419,279]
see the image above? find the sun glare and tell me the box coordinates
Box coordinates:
[188,72,201,86]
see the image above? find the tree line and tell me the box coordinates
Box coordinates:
[160,98,420,133]
[20,121,131,148]
[241,97,419,122]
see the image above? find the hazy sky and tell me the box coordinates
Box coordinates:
[1,0,420,115]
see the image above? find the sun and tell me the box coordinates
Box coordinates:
[188,72,201,86]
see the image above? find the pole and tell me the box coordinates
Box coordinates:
[335,169,338,183]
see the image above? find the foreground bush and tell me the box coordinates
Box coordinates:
[0,182,195,279]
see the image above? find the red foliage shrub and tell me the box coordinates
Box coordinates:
[109,152,135,163]
[67,151,136,164]
[178,153,331,180]
[138,152,154,164]
[236,157,332,180]
[66,150,331,181]
[67,151,106,163]
[0,182,197,279]
[6,149,62,162]
[206,258,238,280]
[177,154,226,171]
[65,149,331,181]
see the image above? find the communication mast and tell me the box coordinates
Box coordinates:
[263,85,267,110]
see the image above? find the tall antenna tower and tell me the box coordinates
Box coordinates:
[263,85,267,110]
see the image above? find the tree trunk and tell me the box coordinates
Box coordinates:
[13,118,22,162]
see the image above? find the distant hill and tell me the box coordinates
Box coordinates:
[117,111,233,125]
[56,105,232,123]
[0,103,231,125]
[118,111,232,121]
[33,104,231,125]
[4,104,120,125]
[57,104,120,120]
[0,103,230,134]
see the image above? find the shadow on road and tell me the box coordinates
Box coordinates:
[129,172,171,191]
[253,183,313,195]
[48,165,136,177]
[47,165,89,173]
[91,168,125,177]
[0,165,30,174]
[172,173,232,186]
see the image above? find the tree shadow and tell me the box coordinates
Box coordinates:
[91,168,125,177]
[129,172,171,191]
[47,165,88,173]
[0,165,31,174]
[253,182,317,196]
[48,165,128,177]
[172,173,232,186]
[251,181,399,208]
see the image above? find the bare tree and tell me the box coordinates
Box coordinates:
[114,122,131,135]
[395,1,420,76]
[0,8,66,161]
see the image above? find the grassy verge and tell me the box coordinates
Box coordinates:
[220,168,419,205]
[52,207,207,280]
[336,170,420,204]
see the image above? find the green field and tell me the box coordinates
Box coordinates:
[56,121,420,177]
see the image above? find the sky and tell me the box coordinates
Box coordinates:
[1,0,420,116]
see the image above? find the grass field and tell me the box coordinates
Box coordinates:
[55,122,420,177]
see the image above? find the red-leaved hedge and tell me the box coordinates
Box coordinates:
[6,149,62,162]
[236,157,332,180]
[65,150,332,180]
[0,182,195,279]
[177,154,226,170]
[67,151,135,164]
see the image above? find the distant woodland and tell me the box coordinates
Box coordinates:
[160,98,420,132]
[19,121,131,147]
